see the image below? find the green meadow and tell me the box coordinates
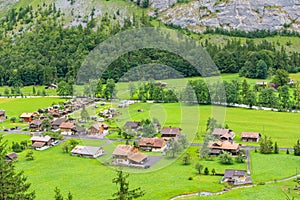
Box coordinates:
[114,102,300,147]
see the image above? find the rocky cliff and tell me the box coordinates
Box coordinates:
[152,0,300,33]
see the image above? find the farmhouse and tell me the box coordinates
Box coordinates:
[212,128,235,141]
[161,127,181,140]
[139,137,166,152]
[20,112,36,122]
[89,123,109,135]
[221,169,252,185]
[0,110,6,121]
[59,122,75,135]
[5,152,18,162]
[208,141,241,155]
[51,117,68,130]
[72,125,88,135]
[71,145,104,158]
[45,84,58,89]
[124,121,140,132]
[241,132,261,142]
[112,145,148,165]
[29,119,43,131]
[30,135,51,149]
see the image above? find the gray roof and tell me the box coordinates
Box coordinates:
[52,118,67,126]
[71,145,102,156]
[30,135,51,142]
[224,169,246,178]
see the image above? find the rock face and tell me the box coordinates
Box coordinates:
[156,0,300,33]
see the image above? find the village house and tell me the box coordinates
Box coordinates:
[241,132,261,142]
[71,145,104,158]
[160,127,181,140]
[212,128,235,141]
[72,125,88,135]
[20,112,37,122]
[5,152,18,162]
[124,121,140,132]
[0,110,6,121]
[29,119,43,131]
[51,117,68,130]
[112,145,148,166]
[208,141,241,155]
[89,123,109,135]
[45,84,58,89]
[30,135,52,149]
[139,137,166,152]
[59,122,75,135]
[221,169,252,185]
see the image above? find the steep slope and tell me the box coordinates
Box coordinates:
[155,0,300,33]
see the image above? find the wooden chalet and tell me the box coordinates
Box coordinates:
[160,127,181,140]
[124,121,140,131]
[30,135,51,149]
[212,128,235,141]
[241,132,261,142]
[45,84,58,89]
[139,137,166,152]
[59,122,75,135]
[20,112,36,122]
[0,110,6,121]
[29,119,43,131]
[71,145,104,158]
[5,152,18,162]
[89,123,109,135]
[221,169,252,185]
[112,145,148,165]
[51,117,68,130]
[208,141,241,155]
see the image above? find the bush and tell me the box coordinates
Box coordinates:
[188,177,193,180]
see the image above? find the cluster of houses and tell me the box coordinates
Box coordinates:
[256,79,294,92]
[207,128,261,185]
[208,128,261,156]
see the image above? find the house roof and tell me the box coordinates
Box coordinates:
[20,112,34,118]
[30,119,43,126]
[212,128,231,136]
[90,123,109,131]
[52,118,67,126]
[30,135,51,142]
[224,169,246,178]
[139,137,166,148]
[0,110,5,115]
[112,145,135,156]
[6,152,18,160]
[59,122,75,129]
[32,141,46,148]
[128,152,148,163]
[72,125,86,133]
[220,132,235,140]
[241,132,261,139]
[209,141,240,150]
[161,127,181,136]
[112,145,148,162]
[124,121,140,128]
[71,145,102,156]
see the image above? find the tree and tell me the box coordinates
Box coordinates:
[244,89,256,108]
[235,153,246,163]
[272,69,289,87]
[178,135,189,149]
[256,59,268,79]
[260,135,273,154]
[219,152,233,164]
[128,82,136,98]
[26,150,34,160]
[211,168,216,175]
[0,136,35,199]
[110,170,145,200]
[273,142,279,154]
[165,139,182,158]
[54,187,73,200]
[195,163,204,174]
[32,86,36,95]
[278,85,290,110]
[62,139,79,153]
[181,83,197,104]
[206,117,219,133]
[80,105,89,122]
[104,79,116,100]
[204,167,209,175]
[294,140,300,156]
[41,118,52,131]
[182,153,191,165]
[10,117,17,123]
[199,132,213,159]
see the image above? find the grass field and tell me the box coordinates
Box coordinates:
[2,133,298,200]
[0,97,67,117]
[114,102,300,147]
[0,85,57,96]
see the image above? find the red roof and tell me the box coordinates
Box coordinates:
[139,137,166,148]
[59,122,75,129]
